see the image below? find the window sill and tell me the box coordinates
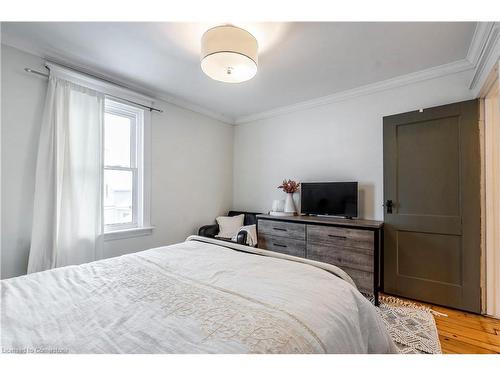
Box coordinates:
[104,226,154,241]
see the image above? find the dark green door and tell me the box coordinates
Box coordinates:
[383,100,481,313]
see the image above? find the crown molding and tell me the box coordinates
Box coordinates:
[477,61,499,98]
[234,59,474,125]
[468,22,500,95]
[1,39,234,125]
[152,93,234,124]
[466,22,495,67]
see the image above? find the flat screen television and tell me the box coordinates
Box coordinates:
[300,182,358,218]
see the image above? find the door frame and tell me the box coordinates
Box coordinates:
[480,62,500,318]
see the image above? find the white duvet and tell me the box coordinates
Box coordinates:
[1,236,397,354]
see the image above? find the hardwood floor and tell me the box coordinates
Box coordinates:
[383,294,500,354]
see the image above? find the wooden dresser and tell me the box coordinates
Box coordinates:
[256,214,383,305]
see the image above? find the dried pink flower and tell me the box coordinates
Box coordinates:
[278,179,300,194]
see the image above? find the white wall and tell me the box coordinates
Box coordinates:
[1,45,47,279]
[233,70,475,220]
[1,44,234,279]
[0,43,479,280]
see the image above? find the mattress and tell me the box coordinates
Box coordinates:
[1,236,397,353]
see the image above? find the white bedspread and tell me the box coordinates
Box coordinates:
[1,236,397,354]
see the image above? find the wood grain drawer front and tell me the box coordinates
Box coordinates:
[258,234,306,258]
[307,243,373,272]
[341,267,374,295]
[258,219,305,240]
[307,225,374,250]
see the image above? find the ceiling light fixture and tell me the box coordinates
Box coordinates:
[201,25,258,83]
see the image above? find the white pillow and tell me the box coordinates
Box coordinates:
[216,214,244,239]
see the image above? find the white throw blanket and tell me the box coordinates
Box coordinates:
[231,224,258,246]
[1,236,397,354]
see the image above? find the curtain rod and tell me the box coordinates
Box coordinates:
[24,67,163,113]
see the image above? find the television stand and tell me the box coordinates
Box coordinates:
[256,214,383,305]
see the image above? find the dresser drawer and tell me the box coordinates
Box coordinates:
[307,243,373,272]
[258,234,306,258]
[307,225,374,250]
[258,219,305,240]
[341,267,374,295]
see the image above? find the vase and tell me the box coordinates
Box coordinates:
[284,193,296,214]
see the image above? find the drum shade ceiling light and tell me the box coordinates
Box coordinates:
[201,25,258,83]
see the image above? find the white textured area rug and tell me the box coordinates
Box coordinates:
[375,297,443,354]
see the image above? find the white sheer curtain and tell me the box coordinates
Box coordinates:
[28,76,104,273]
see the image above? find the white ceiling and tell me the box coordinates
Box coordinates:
[1,22,476,123]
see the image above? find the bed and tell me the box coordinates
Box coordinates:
[1,236,397,354]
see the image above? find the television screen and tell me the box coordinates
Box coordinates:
[300,182,358,218]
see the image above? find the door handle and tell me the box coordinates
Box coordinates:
[385,200,393,214]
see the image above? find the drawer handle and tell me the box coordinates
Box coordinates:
[328,234,347,240]
[273,243,287,248]
[273,227,287,232]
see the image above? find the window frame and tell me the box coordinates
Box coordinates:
[103,98,152,238]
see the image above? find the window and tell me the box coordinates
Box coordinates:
[103,98,151,237]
